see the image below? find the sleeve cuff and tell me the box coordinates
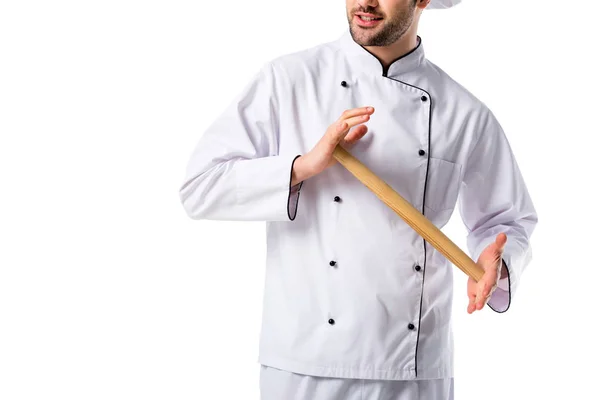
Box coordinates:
[487,258,512,313]
[287,154,304,221]
[234,154,304,221]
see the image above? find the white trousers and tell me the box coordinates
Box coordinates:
[259,365,454,400]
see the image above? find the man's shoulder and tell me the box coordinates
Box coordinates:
[423,59,491,112]
[423,59,503,137]
[264,36,342,78]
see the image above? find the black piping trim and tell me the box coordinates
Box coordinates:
[353,37,428,374]
[358,36,423,77]
[487,258,512,313]
[287,154,304,221]
[382,72,432,378]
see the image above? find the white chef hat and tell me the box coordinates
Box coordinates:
[427,0,462,9]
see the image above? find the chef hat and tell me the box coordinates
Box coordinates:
[427,0,462,9]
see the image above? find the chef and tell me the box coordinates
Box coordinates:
[178,0,538,398]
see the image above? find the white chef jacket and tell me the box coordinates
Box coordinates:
[179,29,538,380]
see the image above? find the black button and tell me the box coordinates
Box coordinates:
[421,95,428,102]
[329,260,337,266]
[408,323,415,330]
[341,81,347,87]
[334,196,341,202]
[328,318,335,325]
[414,265,421,272]
[418,149,425,156]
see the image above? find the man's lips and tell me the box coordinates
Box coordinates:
[354,13,383,27]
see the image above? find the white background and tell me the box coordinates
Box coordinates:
[1,0,599,399]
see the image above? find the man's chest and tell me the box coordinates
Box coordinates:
[276,72,472,225]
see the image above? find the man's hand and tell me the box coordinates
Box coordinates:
[467,232,507,314]
[291,107,374,186]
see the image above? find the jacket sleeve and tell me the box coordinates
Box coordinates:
[458,108,538,313]
[178,61,304,221]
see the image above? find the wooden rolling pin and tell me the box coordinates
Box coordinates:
[333,145,484,282]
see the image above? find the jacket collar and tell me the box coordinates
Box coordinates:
[338,29,425,78]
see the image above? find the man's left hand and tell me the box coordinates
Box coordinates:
[467,232,507,314]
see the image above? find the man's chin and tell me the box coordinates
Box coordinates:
[350,28,379,46]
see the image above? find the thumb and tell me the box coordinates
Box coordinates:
[495,232,507,252]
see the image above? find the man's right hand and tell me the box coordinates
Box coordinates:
[291,106,374,186]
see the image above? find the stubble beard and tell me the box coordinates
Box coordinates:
[348,4,416,47]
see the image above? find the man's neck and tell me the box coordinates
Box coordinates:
[363,32,419,71]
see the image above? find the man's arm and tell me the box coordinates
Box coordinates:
[458,107,538,313]
[178,61,304,222]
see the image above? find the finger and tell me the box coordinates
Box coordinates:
[338,106,375,122]
[326,121,349,145]
[466,277,476,295]
[343,124,369,144]
[475,279,494,310]
[475,280,485,309]
[328,116,370,145]
[467,292,476,314]
[328,107,373,144]
[466,278,476,314]
[338,114,371,135]
[475,284,486,309]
